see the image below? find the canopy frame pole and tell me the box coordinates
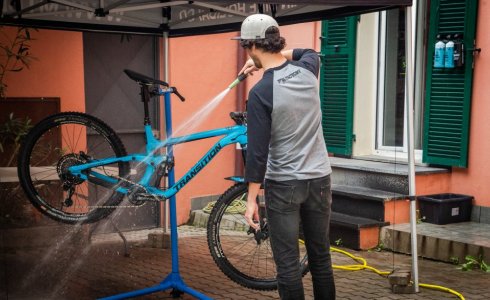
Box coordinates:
[405,3,419,293]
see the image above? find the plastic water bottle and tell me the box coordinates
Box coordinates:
[434,35,445,68]
[444,35,455,68]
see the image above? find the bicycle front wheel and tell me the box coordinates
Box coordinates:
[207,183,309,290]
[17,112,129,224]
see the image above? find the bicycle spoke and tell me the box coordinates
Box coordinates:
[74,124,84,152]
[61,126,74,154]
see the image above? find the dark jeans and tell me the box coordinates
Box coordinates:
[265,175,335,300]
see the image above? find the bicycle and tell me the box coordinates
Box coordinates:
[17,69,308,291]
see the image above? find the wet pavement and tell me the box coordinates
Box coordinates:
[1,225,489,300]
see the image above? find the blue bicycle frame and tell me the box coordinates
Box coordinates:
[68,92,247,201]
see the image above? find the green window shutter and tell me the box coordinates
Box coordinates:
[423,0,478,167]
[320,17,357,157]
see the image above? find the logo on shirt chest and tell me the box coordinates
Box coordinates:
[277,69,301,84]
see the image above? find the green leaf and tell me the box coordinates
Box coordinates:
[2,47,14,56]
[481,260,489,272]
[460,263,472,271]
[449,256,460,265]
[17,46,28,54]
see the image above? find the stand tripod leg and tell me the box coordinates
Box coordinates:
[98,272,213,300]
[110,218,129,257]
[89,217,129,257]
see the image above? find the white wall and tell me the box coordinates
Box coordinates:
[352,12,379,157]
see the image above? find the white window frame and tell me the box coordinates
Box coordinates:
[375,10,423,162]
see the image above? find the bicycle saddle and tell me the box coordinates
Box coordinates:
[124,69,169,87]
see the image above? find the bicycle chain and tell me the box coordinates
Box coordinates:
[71,167,164,210]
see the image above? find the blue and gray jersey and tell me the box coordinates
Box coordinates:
[245,48,332,183]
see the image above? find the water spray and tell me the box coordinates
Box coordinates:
[228,73,248,89]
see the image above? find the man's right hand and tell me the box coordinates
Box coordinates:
[239,58,260,77]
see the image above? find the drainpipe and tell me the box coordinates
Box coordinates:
[235,42,247,176]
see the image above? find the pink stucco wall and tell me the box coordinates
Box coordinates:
[448,1,490,207]
[2,27,85,112]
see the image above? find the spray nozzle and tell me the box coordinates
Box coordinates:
[228,73,248,89]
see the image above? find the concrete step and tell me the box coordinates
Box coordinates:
[380,222,490,263]
[330,212,387,250]
[330,157,449,195]
[332,184,409,223]
[329,157,447,251]
[330,184,410,250]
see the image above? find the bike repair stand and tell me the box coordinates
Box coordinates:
[99,90,212,300]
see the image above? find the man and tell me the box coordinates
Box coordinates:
[237,14,336,300]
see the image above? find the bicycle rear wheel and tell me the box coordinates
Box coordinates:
[207,183,309,290]
[17,112,129,224]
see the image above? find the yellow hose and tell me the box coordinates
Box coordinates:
[330,246,391,276]
[419,283,465,300]
[298,240,465,300]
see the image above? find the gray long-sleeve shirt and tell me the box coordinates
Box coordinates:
[245,48,332,183]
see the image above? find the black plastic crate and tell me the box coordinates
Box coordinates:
[418,193,473,225]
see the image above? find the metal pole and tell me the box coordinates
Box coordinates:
[405,3,419,292]
[163,90,179,274]
[163,31,170,233]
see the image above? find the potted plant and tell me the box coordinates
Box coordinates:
[0,113,35,228]
[0,26,36,98]
[0,26,40,228]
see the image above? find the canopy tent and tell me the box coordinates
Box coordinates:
[2,1,410,36]
[1,0,420,294]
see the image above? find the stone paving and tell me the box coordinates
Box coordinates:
[1,225,489,300]
[388,222,490,248]
[381,222,490,263]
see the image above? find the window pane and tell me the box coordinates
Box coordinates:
[382,9,406,147]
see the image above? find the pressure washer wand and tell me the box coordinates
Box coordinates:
[228,73,248,89]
